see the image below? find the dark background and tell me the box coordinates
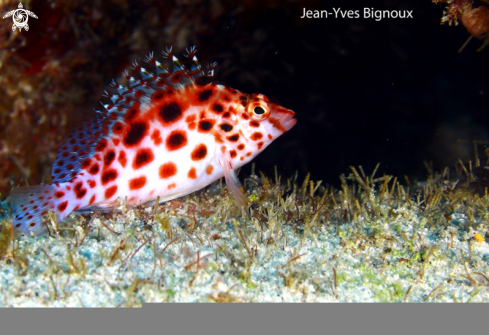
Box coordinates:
[1,0,489,193]
[217,0,489,186]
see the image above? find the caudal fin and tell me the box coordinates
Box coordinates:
[9,185,57,236]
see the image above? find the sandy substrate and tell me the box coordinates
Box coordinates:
[1,172,489,305]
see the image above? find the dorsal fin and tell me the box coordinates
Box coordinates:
[51,46,215,183]
[52,108,121,183]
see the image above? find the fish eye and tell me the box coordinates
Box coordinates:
[247,99,270,120]
[253,106,265,115]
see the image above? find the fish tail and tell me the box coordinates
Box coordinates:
[9,184,58,236]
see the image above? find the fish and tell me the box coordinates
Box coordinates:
[9,46,297,236]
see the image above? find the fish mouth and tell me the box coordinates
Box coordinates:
[278,109,297,131]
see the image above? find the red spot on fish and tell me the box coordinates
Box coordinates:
[89,164,100,175]
[257,142,264,150]
[104,150,116,166]
[124,121,148,147]
[129,176,147,190]
[206,165,214,175]
[58,201,68,212]
[101,169,118,185]
[237,144,245,150]
[89,195,96,205]
[198,120,215,133]
[118,150,127,167]
[197,89,214,103]
[159,101,186,126]
[88,180,96,188]
[55,191,65,198]
[96,139,108,152]
[125,105,140,122]
[112,138,120,146]
[151,129,162,146]
[188,167,197,179]
[133,148,154,169]
[191,144,207,161]
[226,134,239,142]
[186,114,196,123]
[74,182,87,199]
[152,90,164,100]
[159,162,177,179]
[250,132,263,141]
[230,150,237,159]
[113,122,124,134]
[249,121,260,128]
[166,130,188,151]
[212,103,223,113]
[105,185,118,199]
[81,158,91,169]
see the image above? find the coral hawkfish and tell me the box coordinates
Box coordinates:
[10,46,296,235]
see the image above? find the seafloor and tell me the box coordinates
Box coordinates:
[2,1,489,305]
[1,165,489,305]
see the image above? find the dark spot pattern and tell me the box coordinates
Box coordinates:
[96,139,108,152]
[113,122,124,134]
[198,120,214,132]
[101,169,118,185]
[198,89,213,102]
[219,124,233,132]
[159,102,183,125]
[81,159,91,169]
[191,144,207,161]
[212,103,223,113]
[226,134,239,142]
[58,201,68,212]
[124,122,148,147]
[104,151,116,166]
[125,108,138,122]
[74,182,87,199]
[89,164,99,175]
[133,148,154,169]
[166,130,188,151]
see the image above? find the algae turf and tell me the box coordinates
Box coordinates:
[1,164,489,305]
